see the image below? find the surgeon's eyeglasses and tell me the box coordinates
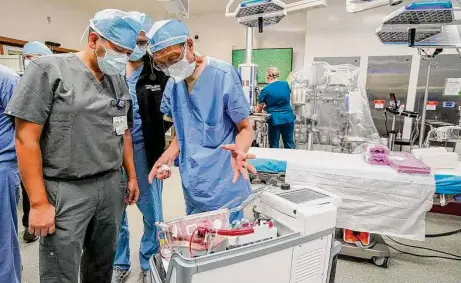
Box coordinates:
[152,44,186,71]
[137,41,149,49]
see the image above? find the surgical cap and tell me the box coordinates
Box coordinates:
[89,9,142,51]
[128,11,152,33]
[147,20,190,53]
[23,41,52,56]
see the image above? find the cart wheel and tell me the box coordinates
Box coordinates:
[372,256,390,268]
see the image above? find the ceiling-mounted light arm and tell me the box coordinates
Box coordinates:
[285,0,327,13]
[225,0,237,17]
[408,28,416,47]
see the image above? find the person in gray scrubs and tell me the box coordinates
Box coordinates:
[6,9,142,283]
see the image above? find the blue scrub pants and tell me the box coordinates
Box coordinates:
[0,162,21,283]
[114,141,163,271]
[268,122,296,149]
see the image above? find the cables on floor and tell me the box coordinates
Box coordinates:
[385,236,461,261]
[426,228,461,238]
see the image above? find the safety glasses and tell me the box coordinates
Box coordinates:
[136,41,149,49]
[152,43,186,71]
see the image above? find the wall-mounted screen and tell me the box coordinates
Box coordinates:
[232,48,293,84]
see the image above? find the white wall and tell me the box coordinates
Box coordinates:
[0,0,96,50]
[184,12,307,70]
[1,0,306,67]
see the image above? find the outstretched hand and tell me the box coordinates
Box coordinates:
[222,144,257,183]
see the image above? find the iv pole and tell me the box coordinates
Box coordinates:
[418,59,432,148]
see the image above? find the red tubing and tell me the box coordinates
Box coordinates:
[216,228,255,236]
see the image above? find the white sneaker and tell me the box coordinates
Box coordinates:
[111,267,131,283]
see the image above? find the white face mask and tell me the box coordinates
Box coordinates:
[24,59,31,69]
[96,41,129,76]
[163,55,196,83]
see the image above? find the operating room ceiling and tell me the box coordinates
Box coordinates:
[60,0,314,17]
[61,0,233,16]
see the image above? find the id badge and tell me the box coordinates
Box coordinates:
[113,116,128,135]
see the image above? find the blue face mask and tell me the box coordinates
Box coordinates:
[129,45,146,62]
[96,42,129,76]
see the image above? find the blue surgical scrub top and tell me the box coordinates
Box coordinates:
[127,65,144,143]
[258,81,295,125]
[0,65,19,164]
[161,57,251,212]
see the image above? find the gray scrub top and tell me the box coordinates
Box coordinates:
[6,53,132,180]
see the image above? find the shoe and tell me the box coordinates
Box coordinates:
[23,230,39,243]
[142,270,152,283]
[111,267,131,283]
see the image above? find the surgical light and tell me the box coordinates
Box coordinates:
[226,0,287,32]
[376,25,443,44]
[390,0,403,6]
[235,0,286,17]
[382,1,454,25]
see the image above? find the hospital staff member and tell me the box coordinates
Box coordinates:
[146,20,256,222]
[256,67,296,149]
[23,41,53,69]
[112,12,170,283]
[0,64,21,283]
[21,41,53,244]
[6,9,141,283]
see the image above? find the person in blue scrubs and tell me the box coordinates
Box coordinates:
[256,67,296,149]
[146,20,256,222]
[112,12,167,283]
[0,64,21,283]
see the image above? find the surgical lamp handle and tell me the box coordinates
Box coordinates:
[225,0,236,17]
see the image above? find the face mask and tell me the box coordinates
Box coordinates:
[129,45,146,62]
[164,56,196,83]
[24,59,31,69]
[96,41,129,76]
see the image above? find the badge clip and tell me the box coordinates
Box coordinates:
[116,99,125,110]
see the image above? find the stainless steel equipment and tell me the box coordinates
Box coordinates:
[416,54,461,130]
[376,1,461,146]
[250,113,271,147]
[366,56,412,137]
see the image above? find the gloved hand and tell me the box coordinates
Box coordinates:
[222,144,257,183]
[148,154,174,183]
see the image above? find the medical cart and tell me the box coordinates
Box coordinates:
[150,185,342,283]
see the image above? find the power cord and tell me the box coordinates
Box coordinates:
[386,236,461,259]
[385,242,461,261]
[426,228,461,238]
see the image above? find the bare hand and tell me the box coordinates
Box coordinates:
[126,178,139,205]
[29,202,56,237]
[222,144,257,183]
[148,154,174,183]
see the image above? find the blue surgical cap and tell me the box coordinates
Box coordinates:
[23,41,52,56]
[147,20,190,53]
[128,11,152,33]
[90,9,142,51]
